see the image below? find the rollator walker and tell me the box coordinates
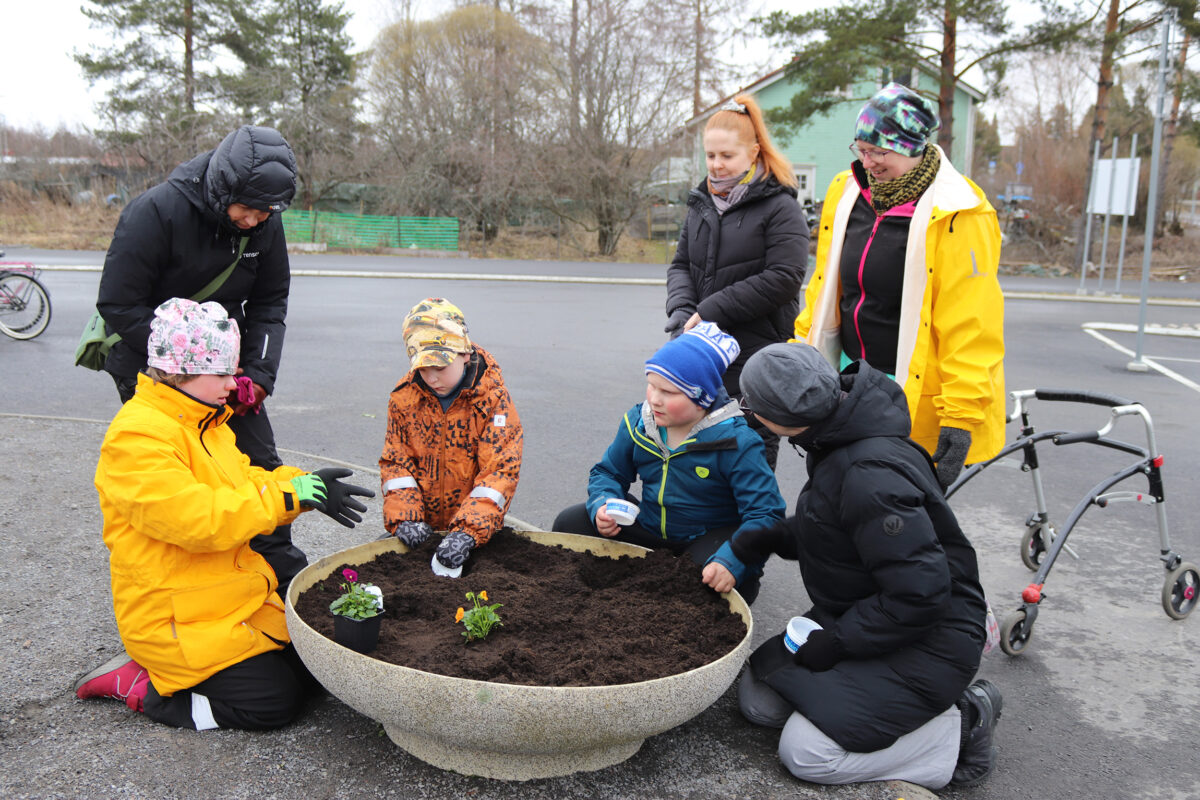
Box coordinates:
[946,389,1198,656]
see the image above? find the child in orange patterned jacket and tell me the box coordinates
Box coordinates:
[379,298,524,573]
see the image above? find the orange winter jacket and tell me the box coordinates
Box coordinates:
[380,346,523,544]
[95,374,306,695]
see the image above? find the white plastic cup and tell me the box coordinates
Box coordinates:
[363,584,384,611]
[604,498,640,526]
[783,616,822,653]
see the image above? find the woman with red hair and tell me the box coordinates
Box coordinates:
[665,94,810,470]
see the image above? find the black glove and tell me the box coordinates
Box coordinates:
[435,529,476,569]
[793,629,844,672]
[311,467,375,528]
[664,308,692,339]
[930,426,972,491]
[395,520,433,547]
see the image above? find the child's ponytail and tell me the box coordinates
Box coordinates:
[705,94,798,189]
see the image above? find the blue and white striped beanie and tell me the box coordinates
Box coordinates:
[645,322,740,408]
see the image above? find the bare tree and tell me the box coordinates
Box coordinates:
[365,5,552,238]
[535,0,693,254]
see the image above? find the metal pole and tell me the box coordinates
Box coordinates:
[1130,12,1172,371]
[1115,132,1138,294]
[1098,136,1119,291]
[1078,138,1101,293]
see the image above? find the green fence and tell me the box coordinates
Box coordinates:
[281,210,460,251]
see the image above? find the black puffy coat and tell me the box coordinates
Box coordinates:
[665,174,809,392]
[97,128,296,393]
[732,362,986,748]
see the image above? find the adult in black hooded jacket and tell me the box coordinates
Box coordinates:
[94,125,306,588]
[665,96,808,469]
[702,342,1000,789]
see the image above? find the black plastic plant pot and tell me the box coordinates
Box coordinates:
[333,613,381,654]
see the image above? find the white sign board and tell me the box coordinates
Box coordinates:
[1087,157,1141,216]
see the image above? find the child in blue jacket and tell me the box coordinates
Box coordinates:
[552,322,785,602]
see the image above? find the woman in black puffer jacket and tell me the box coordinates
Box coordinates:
[665,94,809,469]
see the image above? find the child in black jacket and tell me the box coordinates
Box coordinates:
[703,342,1001,790]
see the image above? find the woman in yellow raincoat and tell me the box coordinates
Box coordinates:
[795,83,1005,489]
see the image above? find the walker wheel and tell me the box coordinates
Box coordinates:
[999,609,1033,656]
[1162,561,1200,620]
[1020,524,1050,571]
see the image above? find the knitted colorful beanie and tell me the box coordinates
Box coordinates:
[147,298,240,375]
[855,82,939,157]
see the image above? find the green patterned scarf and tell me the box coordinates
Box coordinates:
[867,146,940,213]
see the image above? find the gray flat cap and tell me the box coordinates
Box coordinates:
[739,342,841,427]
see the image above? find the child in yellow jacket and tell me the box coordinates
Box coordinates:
[75,298,373,730]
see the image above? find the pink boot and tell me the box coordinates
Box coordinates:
[74,653,150,713]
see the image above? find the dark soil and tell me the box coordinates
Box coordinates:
[294,529,748,687]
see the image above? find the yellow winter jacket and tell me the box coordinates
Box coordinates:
[796,147,1007,463]
[95,374,306,695]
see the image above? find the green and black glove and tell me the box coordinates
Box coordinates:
[289,474,328,510]
[311,467,375,528]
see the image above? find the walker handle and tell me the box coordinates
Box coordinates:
[1034,388,1134,408]
[1053,431,1101,445]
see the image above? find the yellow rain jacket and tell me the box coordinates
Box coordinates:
[95,374,306,695]
[796,146,1006,463]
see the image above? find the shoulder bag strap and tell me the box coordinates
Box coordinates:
[190,235,250,303]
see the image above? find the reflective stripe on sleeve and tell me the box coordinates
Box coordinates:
[383,476,419,494]
[469,485,507,508]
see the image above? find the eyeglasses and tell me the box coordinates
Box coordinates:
[849,143,892,161]
[738,395,754,415]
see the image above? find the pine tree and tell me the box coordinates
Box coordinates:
[75,0,261,172]
[226,0,361,209]
[759,0,1086,159]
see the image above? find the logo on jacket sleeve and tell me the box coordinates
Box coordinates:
[883,514,905,535]
[493,415,506,427]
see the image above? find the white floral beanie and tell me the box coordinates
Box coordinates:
[147,298,240,375]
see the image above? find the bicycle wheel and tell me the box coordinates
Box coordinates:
[0,271,52,340]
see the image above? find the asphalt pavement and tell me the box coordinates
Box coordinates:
[2,246,1199,799]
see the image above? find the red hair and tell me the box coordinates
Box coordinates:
[704,94,797,189]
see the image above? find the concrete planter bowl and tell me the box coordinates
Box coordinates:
[285,532,753,780]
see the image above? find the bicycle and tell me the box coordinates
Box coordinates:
[0,262,52,340]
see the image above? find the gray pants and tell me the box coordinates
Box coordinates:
[738,668,960,789]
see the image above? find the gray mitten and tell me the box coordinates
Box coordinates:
[664,308,692,339]
[435,529,476,569]
[931,426,972,491]
[395,520,433,547]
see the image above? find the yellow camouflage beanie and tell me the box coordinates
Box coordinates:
[402,297,472,370]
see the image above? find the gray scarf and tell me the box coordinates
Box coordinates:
[708,163,758,215]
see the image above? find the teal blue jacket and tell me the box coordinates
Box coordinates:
[587,397,785,552]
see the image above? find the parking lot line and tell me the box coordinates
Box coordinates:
[1082,327,1200,394]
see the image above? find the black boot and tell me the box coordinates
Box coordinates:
[950,679,1003,787]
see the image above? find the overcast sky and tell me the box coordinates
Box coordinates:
[0,0,399,131]
[0,0,1036,135]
